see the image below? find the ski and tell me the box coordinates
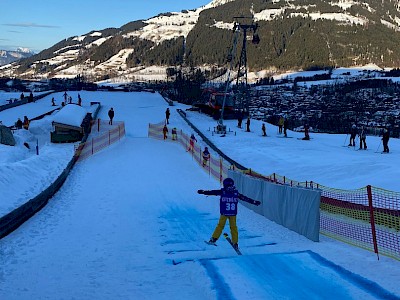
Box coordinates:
[204,240,217,246]
[245,242,277,248]
[223,233,242,255]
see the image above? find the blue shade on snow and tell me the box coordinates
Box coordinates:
[200,251,398,300]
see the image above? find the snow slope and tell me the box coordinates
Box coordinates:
[0,91,399,299]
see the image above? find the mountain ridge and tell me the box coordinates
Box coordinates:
[0,48,34,67]
[2,0,400,81]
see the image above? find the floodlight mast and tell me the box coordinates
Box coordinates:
[217,17,259,134]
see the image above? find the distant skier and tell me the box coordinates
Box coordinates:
[283,118,289,137]
[262,123,266,136]
[163,124,168,140]
[237,110,243,128]
[63,91,68,104]
[108,107,115,125]
[202,147,210,166]
[187,133,197,152]
[358,126,367,150]
[278,116,284,134]
[165,108,170,124]
[349,124,357,146]
[382,128,390,153]
[171,127,177,140]
[246,117,251,132]
[302,123,310,140]
[198,178,261,251]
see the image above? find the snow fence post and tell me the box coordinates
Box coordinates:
[367,185,379,259]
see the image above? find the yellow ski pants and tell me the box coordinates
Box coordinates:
[212,215,238,244]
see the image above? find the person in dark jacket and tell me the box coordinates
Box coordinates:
[108,108,115,125]
[15,118,23,129]
[382,128,390,153]
[165,108,170,124]
[358,126,367,150]
[283,117,289,137]
[237,110,243,128]
[246,117,251,132]
[262,123,267,136]
[349,124,357,146]
[198,178,261,251]
[303,123,310,140]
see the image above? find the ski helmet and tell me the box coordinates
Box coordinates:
[223,178,234,188]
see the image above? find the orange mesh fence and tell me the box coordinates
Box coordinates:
[148,121,400,260]
[318,185,400,260]
[75,121,125,161]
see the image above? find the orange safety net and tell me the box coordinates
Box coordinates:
[75,120,126,161]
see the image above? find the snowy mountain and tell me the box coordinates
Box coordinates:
[0,48,34,66]
[3,0,400,80]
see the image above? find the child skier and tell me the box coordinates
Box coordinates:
[202,147,210,166]
[197,177,261,251]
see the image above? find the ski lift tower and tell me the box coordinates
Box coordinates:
[234,17,259,113]
[216,17,259,135]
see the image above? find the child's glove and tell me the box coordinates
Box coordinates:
[197,190,204,194]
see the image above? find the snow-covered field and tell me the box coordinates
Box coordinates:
[0,91,399,299]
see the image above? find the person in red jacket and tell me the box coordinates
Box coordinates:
[198,177,261,251]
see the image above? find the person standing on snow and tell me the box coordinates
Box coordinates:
[246,117,251,132]
[187,133,197,152]
[237,110,243,128]
[283,117,289,137]
[171,127,177,140]
[278,116,284,134]
[165,108,170,124]
[202,147,210,166]
[108,107,115,125]
[349,124,357,146]
[358,126,367,150]
[163,124,168,140]
[262,123,267,136]
[382,128,390,153]
[197,178,261,251]
[303,123,310,140]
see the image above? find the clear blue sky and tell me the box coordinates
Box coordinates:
[0,0,210,52]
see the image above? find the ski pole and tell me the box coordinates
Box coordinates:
[375,141,381,153]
